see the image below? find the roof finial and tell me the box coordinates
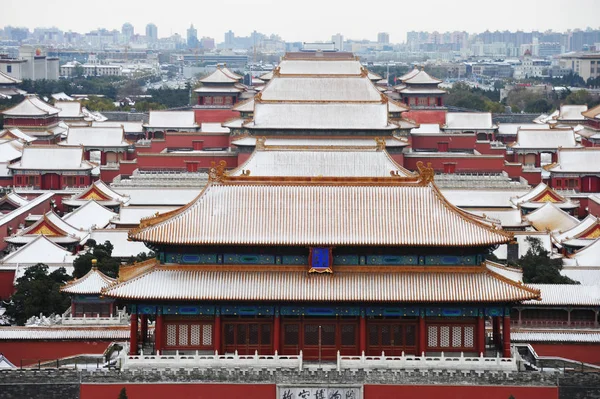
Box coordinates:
[416,161,435,184]
[91,258,97,270]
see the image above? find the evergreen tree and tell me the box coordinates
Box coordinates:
[6,264,71,325]
[73,240,120,279]
[516,237,577,284]
[117,387,128,399]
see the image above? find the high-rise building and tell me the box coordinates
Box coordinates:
[146,23,158,43]
[377,32,390,44]
[331,33,344,51]
[201,37,215,50]
[187,24,198,48]
[224,30,235,47]
[122,23,134,39]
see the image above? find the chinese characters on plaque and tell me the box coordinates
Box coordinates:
[308,247,333,274]
[279,387,360,399]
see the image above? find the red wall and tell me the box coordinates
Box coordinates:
[0,340,112,366]
[411,134,477,151]
[194,109,240,124]
[0,270,15,300]
[402,110,446,125]
[532,343,600,366]
[81,384,275,399]
[365,385,558,399]
[404,155,505,173]
[136,153,238,170]
[589,197,600,217]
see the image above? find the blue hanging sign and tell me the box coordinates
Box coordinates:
[308,247,333,274]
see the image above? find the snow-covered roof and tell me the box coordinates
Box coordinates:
[114,188,200,206]
[510,128,579,149]
[231,136,409,148]
[0,192,54,226]
[230,147,414,178]
[62,200,117,230]
[525,202,580,232]
[60,126,129,148]
[561,268,600,285]
[0,70,21,85]
[471,209,527,228]
[91,121,143,133]
[0,235,72,266]
[199,67,240,84]
[549,148,600,173]
[88,229,151,258]
[5,210,89,246]
[564,238,600,267]
[398,68,420,82]
[0,354,15,369]
[277,59,364,75]
[249,102,393,130]
[411,124,441,134]
[523,284,600,306]
[55,101,83,119]
[51,92,74,101]
[112,206,178,226]
[8,146,93,171]
[558,104,587,121]
[0,139,23,163]
[441,189,529,208]
[497,123,549,136]
[63,180,129,208]
[444,113,496,130]
[512,332,600,343]
[553,215,598,245]
[200,123,229,134]
[0,192,29,208]
[1,96,60,117]
[260,76,383,102]
[144,111,199,129]
[402,69,442,85]
[493,232,552,260]
[0,128,37,143]
[61,267,116,295]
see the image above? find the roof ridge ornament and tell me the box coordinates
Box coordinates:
[273,66,281,78]
[256,136,266,150]
[360,67,368,77]
[375,137,386,151]
[416,161,435,184]
[208,160,228,183]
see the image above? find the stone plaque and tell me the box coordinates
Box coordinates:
[278,386,362,399]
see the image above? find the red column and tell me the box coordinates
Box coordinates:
[155,312,163,354]
[273,312,281,354]
[418,314,426,356]
[100,152,107,165]
[477,314,485,356]
[214,312,221,354]
[492,316,501,348]
[140,314,148,344]
[359,312,367,355]
[502,315,511,358]
[129,313,138,355]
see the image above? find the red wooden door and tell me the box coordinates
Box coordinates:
[223,321,272,355]
[367,321,418,356]
[41,173,60,190]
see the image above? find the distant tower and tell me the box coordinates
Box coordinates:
[331,33,344,51]
[224,30,235,47]
[122,23,134,43]
[377,32,390,44]
[187,24,198,48]
[145,23,158,43]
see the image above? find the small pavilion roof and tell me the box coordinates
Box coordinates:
[525,202,580,233]
[558,104,587,121]
[62,200,118,230]
[398,67,420,82]
[444,113,497,130]
[0,128,37,143]
[548,148,600,173]
[0,71,21,85]
[61,267,117,295]
[8,146,93,171]
[230,144,415,178]
[563,238,600,267]
[5,210,89,245]
[511,182,578,209]
[582,104,600,120]
[51,92,74,101]
[63,180,129,207]
[402,69,442,85]
[0,192,29,208]
[102,261,539,303]
[0,235,73,265]
[1,96,60,117]
[509,128,580,150]
[130,163,513,247]
[221,66,243,80]
[199,67,240,84]
[0,354,15,369]
[55,101,84,119]
[59,126,129,148]
[555,215,600,248]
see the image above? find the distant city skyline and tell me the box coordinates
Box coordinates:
[1,0,599,43]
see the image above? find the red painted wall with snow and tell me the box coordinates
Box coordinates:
[0,340,112,366]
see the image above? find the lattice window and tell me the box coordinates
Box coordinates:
[202,324,212,346]
[452,326,462,347]
[464,326,474,348]
[178,324,188,346]
[368,325,378,346]
[190,325,201,346]
[321,324,336,346]
[428,326,437,347]
[405,325,416,346]
[166,324,177,346]
[381,325,391,345]
[225,324,235,345]
[284,324,299,346]
[304,324,319,345]
[440,326,450,348]
[341,324,356,346]
[249,324,259,345]
[261,324,271,345]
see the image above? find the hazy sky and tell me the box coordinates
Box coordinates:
[2,0,600,43]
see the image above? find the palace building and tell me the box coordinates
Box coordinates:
[102,149,539,360]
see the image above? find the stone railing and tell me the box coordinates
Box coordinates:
[337,351,518,373]
[121,350,303,371]
[61,313,129,326]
